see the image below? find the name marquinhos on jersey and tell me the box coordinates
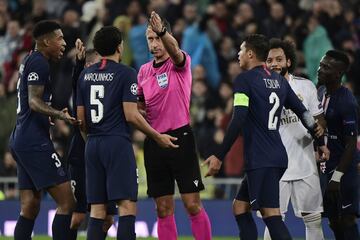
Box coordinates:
[280,108,300,125]
[84,73,114,82]
[263,78,280,89]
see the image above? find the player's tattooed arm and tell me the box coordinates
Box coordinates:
[28,85,80,125]
[149,11,184,66]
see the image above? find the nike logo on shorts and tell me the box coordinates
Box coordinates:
[193,180,199,187]
[342,204,352,209]
[250,199,256,205]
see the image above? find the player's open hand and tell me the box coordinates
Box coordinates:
[203,155,222,177]
[149,11,163,34]
[75,38,86,61]
[314,120,324,137]
[156,134,179,148]
[317,145,330,162]
[59,108,82,125]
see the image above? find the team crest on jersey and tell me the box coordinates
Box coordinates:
[130,83,138,95]
[156,73,168,89]
[28,72,39,81]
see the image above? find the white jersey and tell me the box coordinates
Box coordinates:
[280,74,323,181]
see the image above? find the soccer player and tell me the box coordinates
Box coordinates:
[137,11,212,240]
[76,26,177,240]
[263,38,326,239]
[8,20,79,240]
[317,50,360,239]
[204,34,329,240]
[68,39,116,240]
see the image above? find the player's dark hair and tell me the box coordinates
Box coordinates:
[244,34,269,62]
[93,26,122,56]
[147,16,172,34]
[269,38,297,73]
[33,20,61,39]
[325,50,350,72]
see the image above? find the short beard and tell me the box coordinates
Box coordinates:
[280,66,288,76]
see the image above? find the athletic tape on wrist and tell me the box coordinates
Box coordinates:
[331,170,344,182]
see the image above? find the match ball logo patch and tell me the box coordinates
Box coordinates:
[28,72,39,81]
[130,83,138,95]
[156,73,168,89]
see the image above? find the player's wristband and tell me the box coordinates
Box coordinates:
[330,170,344,182]
[156,27,167,37]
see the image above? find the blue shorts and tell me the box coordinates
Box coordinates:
[10,148,69,191]
[85,136,138,204]
[236,167,285,210]
[320,167,359,218]
[69,160,118,215]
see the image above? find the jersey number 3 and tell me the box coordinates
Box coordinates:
[268,92,280,130]
[90,85,104,123]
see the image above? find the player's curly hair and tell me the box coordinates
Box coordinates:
[269,38,297,74]
[93,26,122,56]
[243,34,269,62]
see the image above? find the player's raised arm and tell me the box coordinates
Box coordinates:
[149,11,184,66]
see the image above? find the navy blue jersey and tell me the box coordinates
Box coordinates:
[67,59,85,166]
[321,86,359,172]
[233,65,307,170]
[9,51,53,151]
[77,59,137,137]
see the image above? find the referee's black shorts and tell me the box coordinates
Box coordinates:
[144,124,205,198]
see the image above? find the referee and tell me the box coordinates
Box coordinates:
[137,11,212,240]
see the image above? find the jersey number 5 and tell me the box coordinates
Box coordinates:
[90,85,104,123]
[268,92,280,130]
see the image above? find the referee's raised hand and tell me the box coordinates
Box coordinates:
[149,11,163,34]
[156,134,179,148]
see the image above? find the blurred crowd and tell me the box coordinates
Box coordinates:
[0,0,360,200]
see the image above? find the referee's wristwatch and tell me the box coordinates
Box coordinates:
[156,26,167,37]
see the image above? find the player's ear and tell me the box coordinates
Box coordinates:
[247,49,253,59]
[117,41,123,54]
[43,38,50,47]
[287,58,291,68]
